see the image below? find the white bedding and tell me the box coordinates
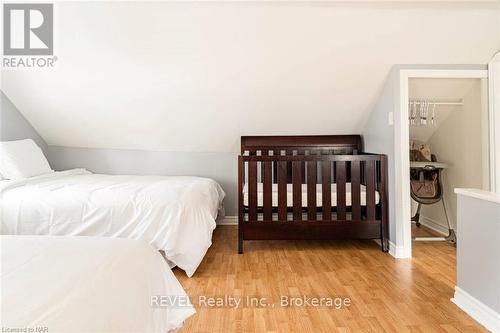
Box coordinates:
[0,169,225,277]
[243,183,380,207]
[1,235,195,333]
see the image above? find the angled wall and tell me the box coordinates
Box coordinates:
[0,91,49,155]
[362,69,399,252]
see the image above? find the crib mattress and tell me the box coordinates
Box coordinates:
[243,183,380,207]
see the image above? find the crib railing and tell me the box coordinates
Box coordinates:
[238,152,389,253]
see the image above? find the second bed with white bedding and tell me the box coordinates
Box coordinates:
[0,169,225,277]
[1,235,195,333]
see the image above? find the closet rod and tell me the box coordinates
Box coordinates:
[410,100,463,106]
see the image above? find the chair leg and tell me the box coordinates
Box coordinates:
[411,203,422,227]
[442,199,457,244]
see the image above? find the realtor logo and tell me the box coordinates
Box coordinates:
[3,3,53,55]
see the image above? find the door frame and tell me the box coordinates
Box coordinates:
[396,69,489,258]
[489,53,500,192]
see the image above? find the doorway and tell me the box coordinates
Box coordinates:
[407,78,489,243]
[395,69,490,258]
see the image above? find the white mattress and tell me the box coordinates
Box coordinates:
[0,169,225,277]
[0,235,195,333]
[243,183,380,207]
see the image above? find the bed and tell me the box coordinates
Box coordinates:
[1,235,195,333]
[238,135,389,253]
[0,168,225,277]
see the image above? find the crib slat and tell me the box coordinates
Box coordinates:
[321,161,331,221]
[248,161,258,221]
[351,160,361,220]
[336,161,346,220]
[292,161,302,220]
[260,150,268,182]
[299,150,306,184]
[278,161,288,221]
[263,161,273,221]
[272,150,280,183]
[307,160,317,220]
[286,150,293,183]
[366,160,376,221]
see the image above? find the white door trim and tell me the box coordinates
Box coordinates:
[396,69,489,258]
[489,53,500,192]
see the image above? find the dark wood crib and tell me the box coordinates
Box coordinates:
[237,135,389,253]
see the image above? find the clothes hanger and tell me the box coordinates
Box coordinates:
[419,101,424,126]
[410,101,416,126]
[431,103,436,125]
[421,101,429,126]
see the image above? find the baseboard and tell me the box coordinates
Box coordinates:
[389,240,410,258]
[451,286,500,332]
[216,215,238,225]
[418,216,450,236]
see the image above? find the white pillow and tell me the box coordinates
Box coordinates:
[0,139,53,179]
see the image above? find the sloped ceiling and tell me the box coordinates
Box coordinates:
[2,1,499,152]
[409,78,481,143]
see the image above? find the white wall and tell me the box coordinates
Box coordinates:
[362,69,398,245]
[0,92,49,155]
[453,190,500,332]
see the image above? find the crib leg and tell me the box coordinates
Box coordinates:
[382,239,389,253]
[380,233,389,253]
[238,227,244,254]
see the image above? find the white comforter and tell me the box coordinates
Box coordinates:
[1,235,195,333]
[0,169,225,277]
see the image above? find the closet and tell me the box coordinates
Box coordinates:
[408,78,489,243]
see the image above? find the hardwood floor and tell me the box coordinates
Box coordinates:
[174,226,485,333]
[412,223,442,238]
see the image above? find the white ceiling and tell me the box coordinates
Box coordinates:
[2,1,499,152]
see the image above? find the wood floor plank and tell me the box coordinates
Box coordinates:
[174,226,487,333]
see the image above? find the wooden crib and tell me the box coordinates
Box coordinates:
[237,135,389,253]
